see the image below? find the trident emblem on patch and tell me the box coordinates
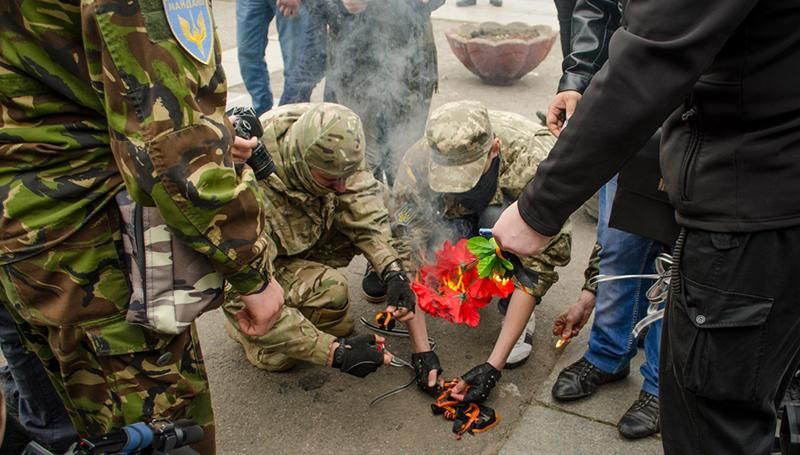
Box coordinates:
[164,0,215,64]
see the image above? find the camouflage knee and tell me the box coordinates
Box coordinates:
[299,268,353,337]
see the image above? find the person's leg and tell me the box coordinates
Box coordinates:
[553,176,661,405]
[0,305,76,451]
[237,0,275,115]
[584,175,662,376]
[661,227,800,454]
[223,259,350,371]
[279,7,327,105]
[0,208,215,452]
[274,4,300,79]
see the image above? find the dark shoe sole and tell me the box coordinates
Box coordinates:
[618,423,660,440]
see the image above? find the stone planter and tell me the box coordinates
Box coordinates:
[445,22,557,86]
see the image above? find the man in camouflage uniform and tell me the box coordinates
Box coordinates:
[0,1,284,451]
[305,0,442,185]
[387,101,599,402]
[223,102,427,379]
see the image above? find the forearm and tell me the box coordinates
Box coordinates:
[405,311,431,353]
[487,290,536,370]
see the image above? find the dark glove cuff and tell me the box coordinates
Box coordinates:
[380,260,404,280]
[463,362,501,384]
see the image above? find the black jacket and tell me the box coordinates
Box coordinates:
[520,0,800,235]
[558,0,621,94]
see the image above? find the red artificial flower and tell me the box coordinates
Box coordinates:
[468,273,515,300]
[412,238,512,328]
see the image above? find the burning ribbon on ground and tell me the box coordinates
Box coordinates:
[412,237,516,327]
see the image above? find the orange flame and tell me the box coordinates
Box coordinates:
[491,273,509,286]
[442,266,466,293]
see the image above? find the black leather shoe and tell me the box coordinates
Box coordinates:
[618,391,660,439]
[361,265,387,304]
[551,357,629,401]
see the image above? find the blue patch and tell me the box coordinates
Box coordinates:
[163,0,215,64]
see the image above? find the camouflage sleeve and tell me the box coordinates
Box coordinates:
[581,242,602,293]
[81,0,271,295]
[518,220,572,299]
[498,129,556,201]
[334,169,400,275]
[387,146,437,273]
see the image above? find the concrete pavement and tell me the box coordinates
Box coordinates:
[0,1,664,453]
[205,1,663,453]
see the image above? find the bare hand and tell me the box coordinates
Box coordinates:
[342,0,369,13]
[492,201,553,257]
[449,379,469,401]
[277,0,301,17]
[237,277,285,336]
[552,289,596,341]
[546,90,582,137]
[228,114,258,164]
[386,305,414,322]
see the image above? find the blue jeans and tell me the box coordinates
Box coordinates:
[236,0,311,115]
[279,9,326,105]
[0,305,76,450]
[584,175,663,396]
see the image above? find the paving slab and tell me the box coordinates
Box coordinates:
[432,0,558,28]
[501,405,663,455]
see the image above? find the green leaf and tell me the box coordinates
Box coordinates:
[467,236,496,258]
[499,256,514,271]
[477,255,498,278]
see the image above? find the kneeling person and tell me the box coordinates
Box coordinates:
[388,101,595,401]
[224,103,422,377]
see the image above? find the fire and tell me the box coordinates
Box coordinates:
[491,273,509,287]
[442,266,466,293]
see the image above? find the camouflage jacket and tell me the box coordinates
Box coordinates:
[259,104,400,275]
[0,0,271,295]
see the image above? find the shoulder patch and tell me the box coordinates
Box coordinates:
[394,203,417,227]
[163,0,215,64]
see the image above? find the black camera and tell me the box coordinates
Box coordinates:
[226,106,275,180]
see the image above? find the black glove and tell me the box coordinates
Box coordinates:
[460,363,502,404]
[331,335,384,378]
[384,271,416,313]
[412,351,443,395]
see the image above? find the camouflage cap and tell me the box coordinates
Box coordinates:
[287,103,365,178]
[426,101,493,193]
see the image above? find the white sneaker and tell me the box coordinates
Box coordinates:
[504,313,535,369]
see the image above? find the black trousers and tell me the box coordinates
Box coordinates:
[661,227,800,454]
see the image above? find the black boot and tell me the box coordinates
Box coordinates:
[551,357,629,401]
[617,391,660,439]
[361,264,387,303]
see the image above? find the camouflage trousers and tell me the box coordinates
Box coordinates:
[223,257,354,371]
[0,207,215,452]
